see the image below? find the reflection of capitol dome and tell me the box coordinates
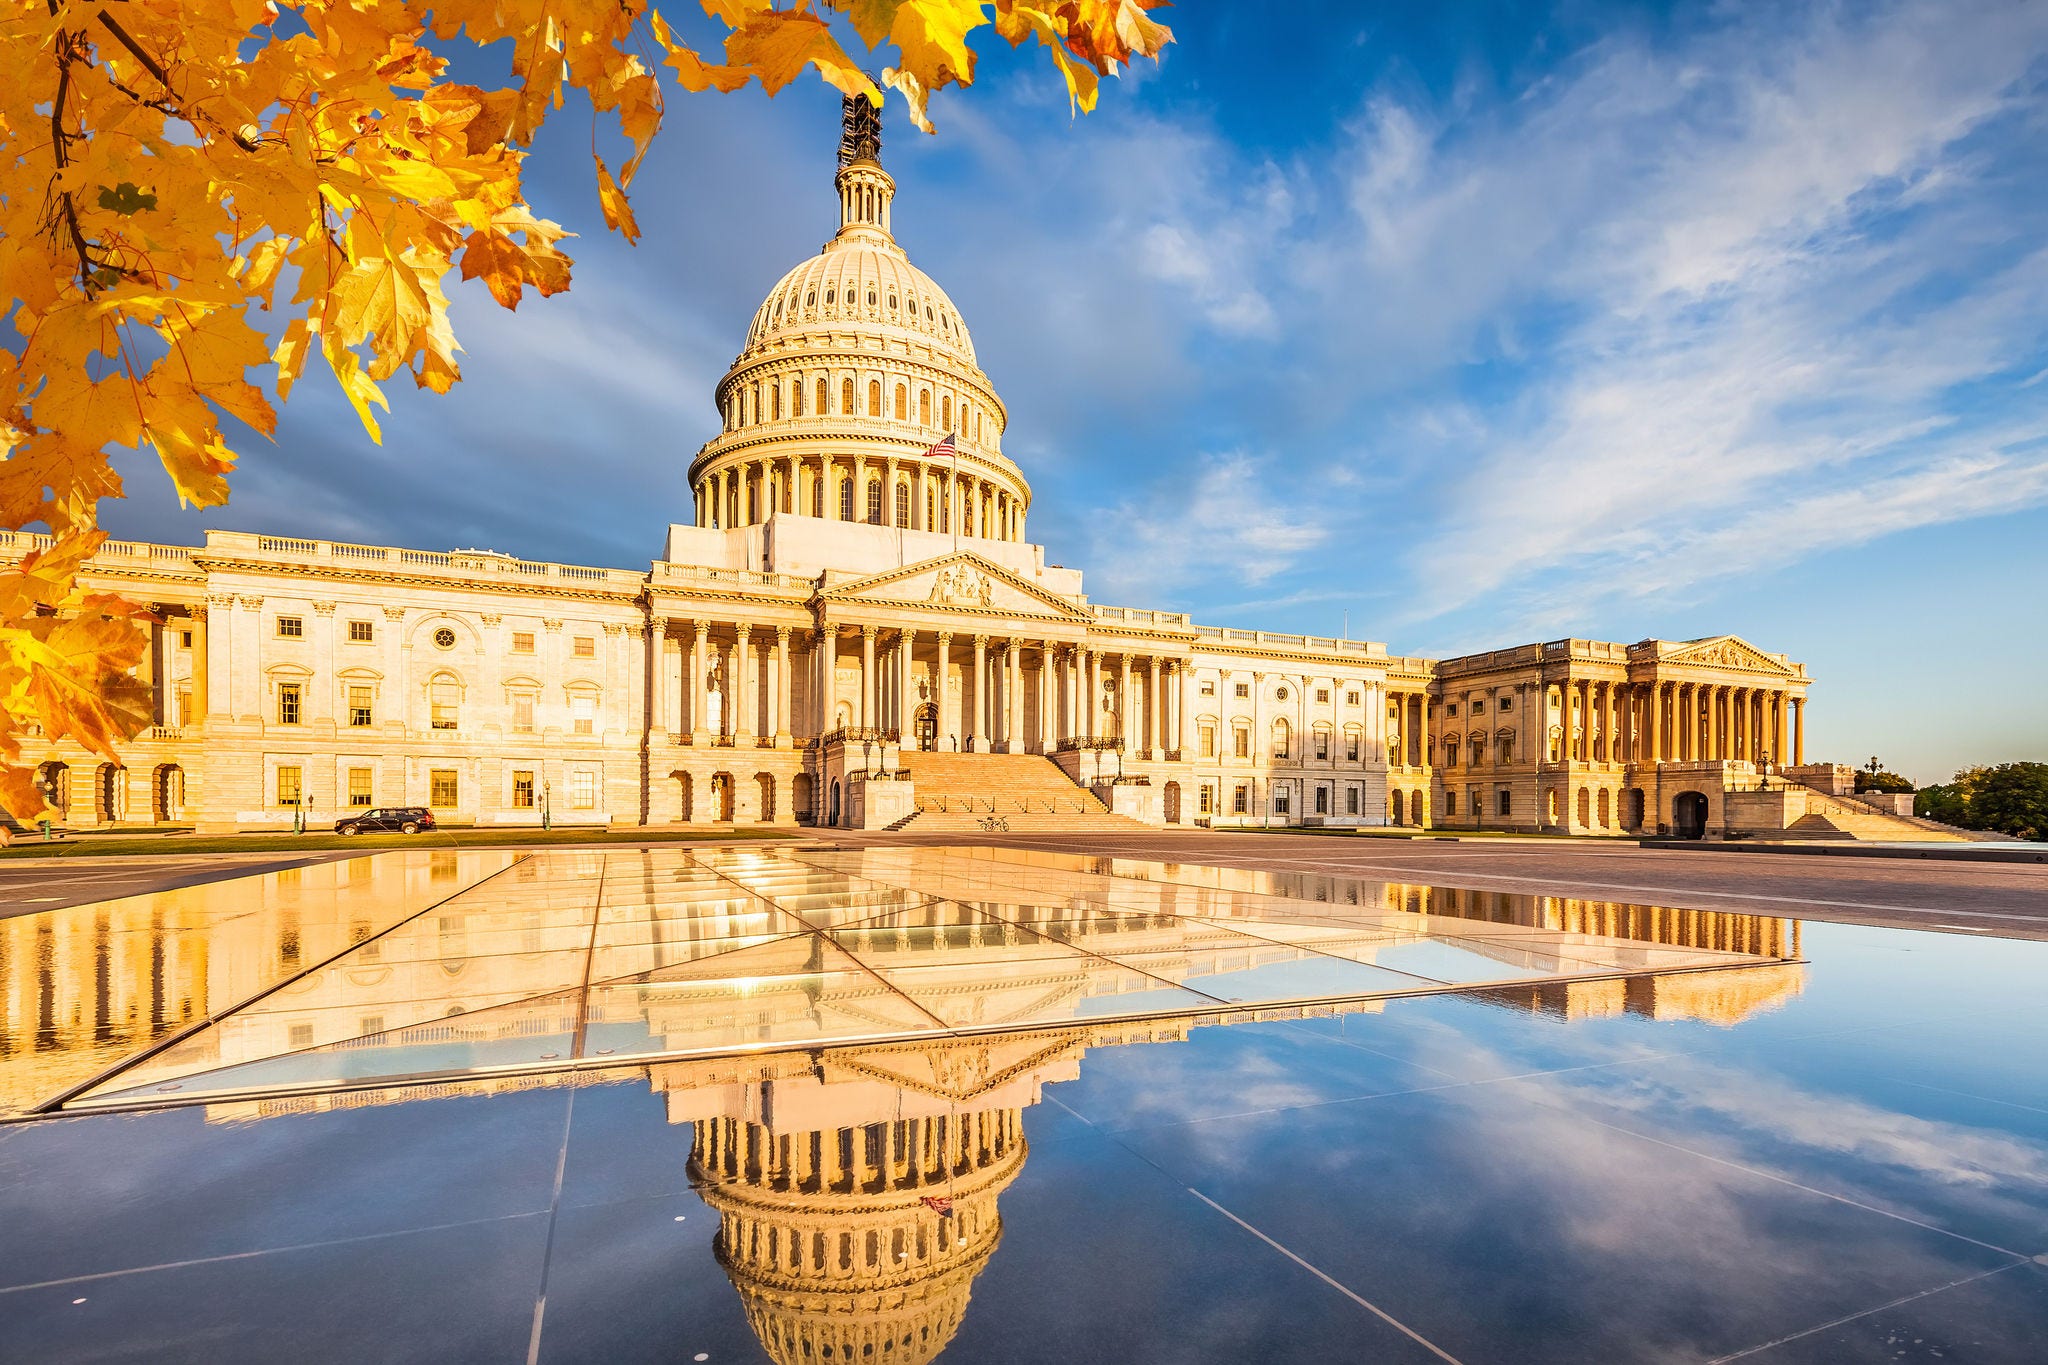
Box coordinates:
[688,95,1027,542]
[692,1107,1024,1365]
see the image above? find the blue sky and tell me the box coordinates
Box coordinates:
[103,1,2048,784]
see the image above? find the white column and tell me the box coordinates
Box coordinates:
[935,632,953,747]
[1005,641,1022,752]
[970,635,989,751]
[734,624,755,744]
[817,625,838,733]
[690,621,710,743]
[774,626,792,745]
[648,617,670,736]
[859,626,877,729]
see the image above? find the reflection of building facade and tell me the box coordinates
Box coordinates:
[4,96,1887,840]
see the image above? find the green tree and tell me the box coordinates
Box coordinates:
[1855,769,1915,793]
[1915,764,2048,840]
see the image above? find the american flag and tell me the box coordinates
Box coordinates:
[925,432,957,460]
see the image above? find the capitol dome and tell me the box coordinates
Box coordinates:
[688,97,1028,542]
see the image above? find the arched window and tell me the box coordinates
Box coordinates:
[841,377,854,414]
[839,477,854,521]
[866,287,877,306]
[746,485,757,523]
[791,382,804,417]
[865,479,883,525]
[888,292,898,309]
[894,483,910,527]
[926,488,935,528]
[811,476,823,514]
[771,385,782,420]
[814,379,826,414]
[825,285,835,304]
[918,390,931,425]
[806,290,815,306]
[893,385,907,420]
[861,378,874,415]
[941,395,952,429]
[1272,718,1290,759]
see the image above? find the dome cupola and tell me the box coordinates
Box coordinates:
[688,96,1027,542]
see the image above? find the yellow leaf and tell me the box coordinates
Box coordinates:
[886,0,982,91]
[595,155,641,245]
[882,64,934,134]
[652,12,750,93]
[726,11,878,99]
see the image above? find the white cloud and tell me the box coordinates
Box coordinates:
[1084,451,1330,607]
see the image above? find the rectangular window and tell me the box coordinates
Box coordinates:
[288,1023,314,1050]
[1274,790,1291,814]
[361,1016,384,1038]
[277,682,302,725]
[275,765,302,808]
[572,635,595,659]
[1346,691,1359,706]
[347,619,374,643]
[180,630,193,648]
[512,695,535,733]
[1199,681,1216,696]
[347,767,373,807]
[276,616,302,638]
[1346,787,1360,815]
[429,769,459,808]
[512,631,535,654]
[1233,727,1250,759]
[1472,699,1486,714]
[430,680,459,730]
[1316,689,1330,704]
[1233,683,1250,699]
[1199,724,1216,759]
[571,695,596,735]
[1445,791,1458,815]
[175,687,192,726]
[348,685,373,727]
[1315,787,1329,814]
[570,770,597,809]
[1498,789,1513,816]
[1500,696,1514,711]
[1314,732,1330,760]
[1199,785,1215,814]
[512,770,535,808]
[1346,732,1361,761]
[1233,785,1249,814]
[1446,703,1459,717]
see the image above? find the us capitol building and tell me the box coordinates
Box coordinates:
[8,98,1854,841]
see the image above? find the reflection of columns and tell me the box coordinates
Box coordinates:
[734,624,755,743]
[859,626,877,729]
[773,626,791,745]
[970,635,988,751]
[935,632,953,744]
[691,621,711,743]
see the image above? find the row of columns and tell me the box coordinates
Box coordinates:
[1384,678,1806,770]
[648,618,794,746]
[694,455,1023,542]
[817,625,1189,757]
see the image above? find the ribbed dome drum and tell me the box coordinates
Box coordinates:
[688,99,1028,542]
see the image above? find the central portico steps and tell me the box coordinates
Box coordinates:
[885,751,1150,833]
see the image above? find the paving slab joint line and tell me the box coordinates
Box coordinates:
[1704,1260,2029,1362]
[1184,1187,1466,1365]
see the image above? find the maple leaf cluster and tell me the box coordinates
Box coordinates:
[0,0,1171,822]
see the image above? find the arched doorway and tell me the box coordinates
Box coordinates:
[754,773,775,822]
[96,763,125,822]
[828,779,842,827]
[913,703,938,752]
[677,772,694,822]
[793,772,815,824]
[153,764,183,822]
[1621,787,1645,832]
[1673,791,1709,839]
[35,761,69,819]
[1163,781,1181,824]
[710,772,735,822]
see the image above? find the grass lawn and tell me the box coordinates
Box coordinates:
[0,826,796,860]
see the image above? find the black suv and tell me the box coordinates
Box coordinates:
[334,807,436,835]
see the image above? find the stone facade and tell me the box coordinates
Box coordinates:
[3,99,1813,839]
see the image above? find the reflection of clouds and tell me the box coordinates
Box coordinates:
[1553,1056,2048,1193]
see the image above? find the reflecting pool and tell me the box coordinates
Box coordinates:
[2,846,2043,1362]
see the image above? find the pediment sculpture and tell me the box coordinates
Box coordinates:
[928,566,996,607]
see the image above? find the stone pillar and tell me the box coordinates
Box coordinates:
[897,629,915,740]
[817,625,838,733]
[774,626,792,746]
[1771,691,1788,768]
[934,632,953,746]
[733,624,755,744]
[1035,645,1051,752]
[1144,658,1160,758]
[1085,649,1100,742]
[970,635,989,751]
[691,621,711,743]
[1005,641,1022,752]
[1792,697,1804,766]
[859,626,877,729]
[1646,682,1662,763]
[1417,689,1430,773]
[648,617,670,737]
